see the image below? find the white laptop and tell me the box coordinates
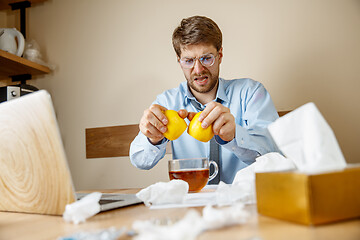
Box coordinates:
[0,90,141,215]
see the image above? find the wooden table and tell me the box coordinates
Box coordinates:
[0,189,359,240]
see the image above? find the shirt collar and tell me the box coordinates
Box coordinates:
[216,78,230,103]
[183,78,229,106]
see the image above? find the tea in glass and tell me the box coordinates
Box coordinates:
[168,158,218,192]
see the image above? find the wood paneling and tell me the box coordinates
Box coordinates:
[86,124,140,158]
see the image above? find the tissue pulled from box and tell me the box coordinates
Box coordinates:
[268,102,346,173]
[136,180,189,206]
[63,192,102,224]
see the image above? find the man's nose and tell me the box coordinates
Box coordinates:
[193,59,205,74]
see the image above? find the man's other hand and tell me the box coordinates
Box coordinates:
[139,104,168,145]
[198,102,235,142]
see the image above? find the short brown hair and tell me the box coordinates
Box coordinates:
[172,16,222,57]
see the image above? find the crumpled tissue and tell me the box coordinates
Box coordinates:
[132,203,249,240]
[268,102,347,173]
[63,192,102,224]
[136,180,189,207]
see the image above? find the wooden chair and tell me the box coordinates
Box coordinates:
[86,111,291,158]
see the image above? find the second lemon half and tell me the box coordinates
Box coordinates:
[187,111,214,142]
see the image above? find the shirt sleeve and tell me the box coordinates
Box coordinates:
[219,82,279,162]
[130,132,168,169]
[129,93,171,170]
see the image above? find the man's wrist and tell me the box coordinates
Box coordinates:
[148,137,166,145]
[215,135,233,145]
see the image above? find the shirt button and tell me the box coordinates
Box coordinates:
[232,147,236,151]
[240,140,244,145]
[152,150,156,154]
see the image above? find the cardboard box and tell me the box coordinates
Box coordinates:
[255,165,360,225]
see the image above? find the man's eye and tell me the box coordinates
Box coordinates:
[201,55,213,63]
[185,58,194,64]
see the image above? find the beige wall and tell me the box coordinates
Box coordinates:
[1,0,360,190]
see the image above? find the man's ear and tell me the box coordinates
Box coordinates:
[218,47,223,64]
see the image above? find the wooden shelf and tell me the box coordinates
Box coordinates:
[0,0,50,81]
[0,0,47,10]
[0,49,50,80]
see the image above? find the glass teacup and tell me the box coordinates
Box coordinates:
[168,158,218,192]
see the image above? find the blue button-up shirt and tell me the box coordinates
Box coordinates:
[130,78,279,183]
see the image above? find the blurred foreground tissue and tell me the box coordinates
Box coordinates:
[63,192,101,224]
[268,102,346,172]
[133,204,249,240]
[136,180,189,206]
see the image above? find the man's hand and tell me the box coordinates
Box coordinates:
[196,102,236,142]
[139,105,189,145]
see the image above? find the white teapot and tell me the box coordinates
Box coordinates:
[0,28,25,56]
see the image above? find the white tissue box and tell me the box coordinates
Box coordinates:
[255,165,360,225]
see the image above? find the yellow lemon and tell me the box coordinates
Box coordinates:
[163,110,187,141]
[187,111,214,142]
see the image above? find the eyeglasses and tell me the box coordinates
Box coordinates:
[179,53,217,69]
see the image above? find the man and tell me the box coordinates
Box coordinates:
[130,16,279,184]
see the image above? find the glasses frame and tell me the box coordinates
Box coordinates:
[179,53,218,69]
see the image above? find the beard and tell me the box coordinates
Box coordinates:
[186,69,219,94]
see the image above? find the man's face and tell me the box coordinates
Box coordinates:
[178,44,223,94]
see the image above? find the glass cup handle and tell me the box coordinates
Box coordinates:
[208,160,218,182]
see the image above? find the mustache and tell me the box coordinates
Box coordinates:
[192,72,210,79]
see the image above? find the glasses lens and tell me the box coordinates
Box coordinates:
[200,54,215,67]
[180,58,194,68]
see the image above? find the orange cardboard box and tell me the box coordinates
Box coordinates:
[255,165,360,225]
